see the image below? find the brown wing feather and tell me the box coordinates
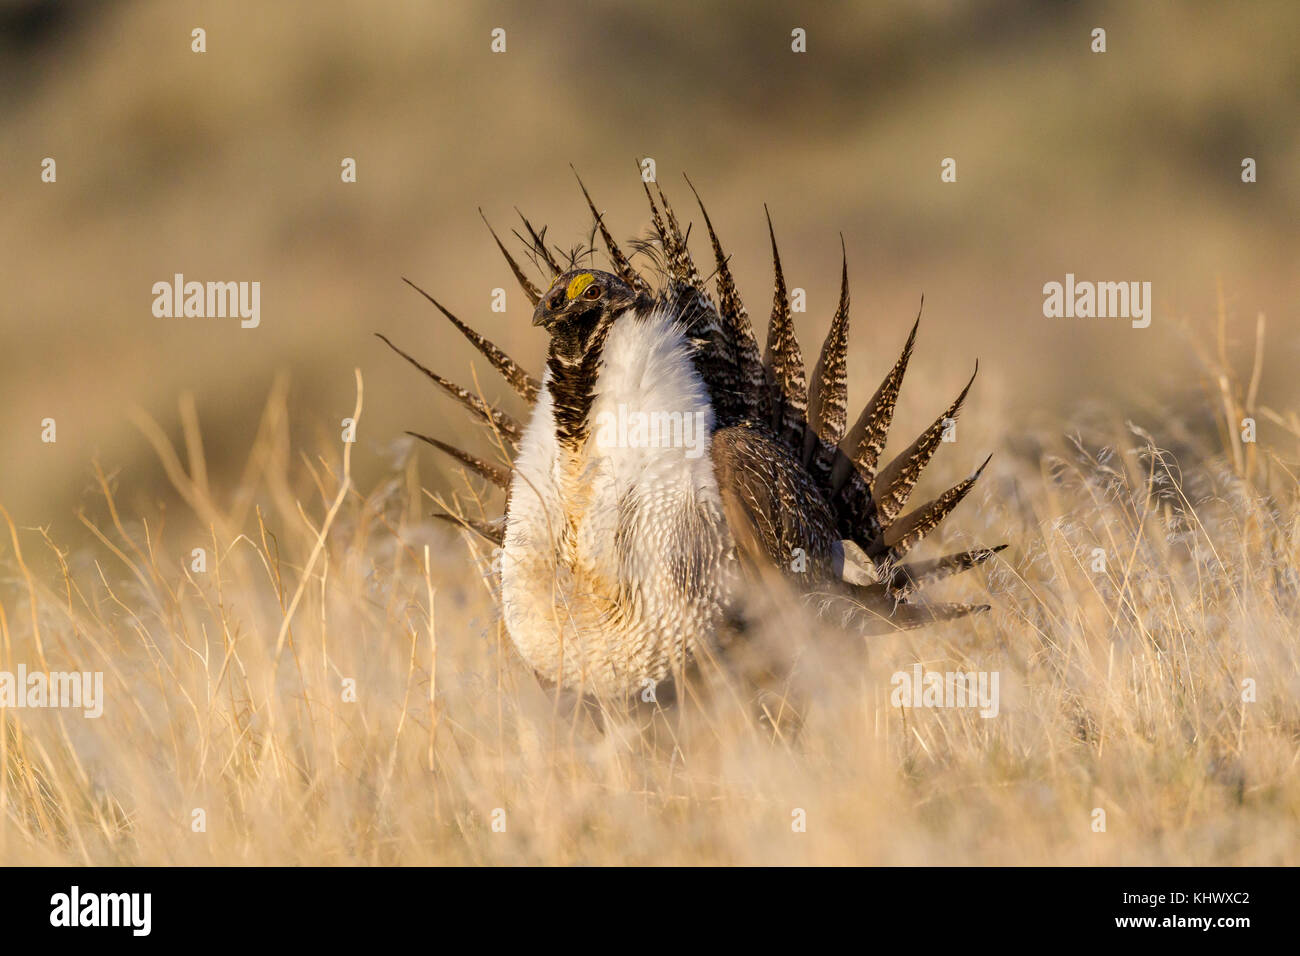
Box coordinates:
[711,424,837,578]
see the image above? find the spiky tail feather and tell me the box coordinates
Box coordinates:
[374,333,523,445]
[400,278,540,403]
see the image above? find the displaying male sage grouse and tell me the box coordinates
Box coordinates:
[379,174,1004,701]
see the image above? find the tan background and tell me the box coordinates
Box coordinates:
[2,0,1297,528]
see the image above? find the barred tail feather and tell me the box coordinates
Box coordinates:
[406,431,510,488]
[811,586,990,634]
[873,362,978,524]
[762,207,807,448]
[882,544,1007,597]
[571,169,652,297]
[432,511,505,547]
[480,209,543,307]
[833,305,921,496]
[652,182,708,298]
[400,278,540,404]
[804,238,851,474]
[685,175,768,423]
[881,454,993,559]
[375,333,523,444]
[639,172,671,259]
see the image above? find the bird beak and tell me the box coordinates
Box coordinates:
[531,304,550,328]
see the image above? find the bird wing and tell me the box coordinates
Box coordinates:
[710,424,838,578]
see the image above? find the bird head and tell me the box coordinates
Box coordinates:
[533,269,641,363]
[533,269,637,327]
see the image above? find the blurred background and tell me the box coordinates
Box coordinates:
[2,0,1297,531]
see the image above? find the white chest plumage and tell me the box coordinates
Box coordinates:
[500,308,735,696]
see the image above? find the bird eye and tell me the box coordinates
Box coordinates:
[583,284,603,300]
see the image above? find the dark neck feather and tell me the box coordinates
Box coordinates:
[546,315,614,450]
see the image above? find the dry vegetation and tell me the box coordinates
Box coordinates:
[0,0,1294,868]
[1,308,1296,866]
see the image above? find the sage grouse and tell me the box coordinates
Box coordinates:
[379,174,1004,700]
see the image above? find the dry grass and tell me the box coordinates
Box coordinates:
[1,315,1298,866]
